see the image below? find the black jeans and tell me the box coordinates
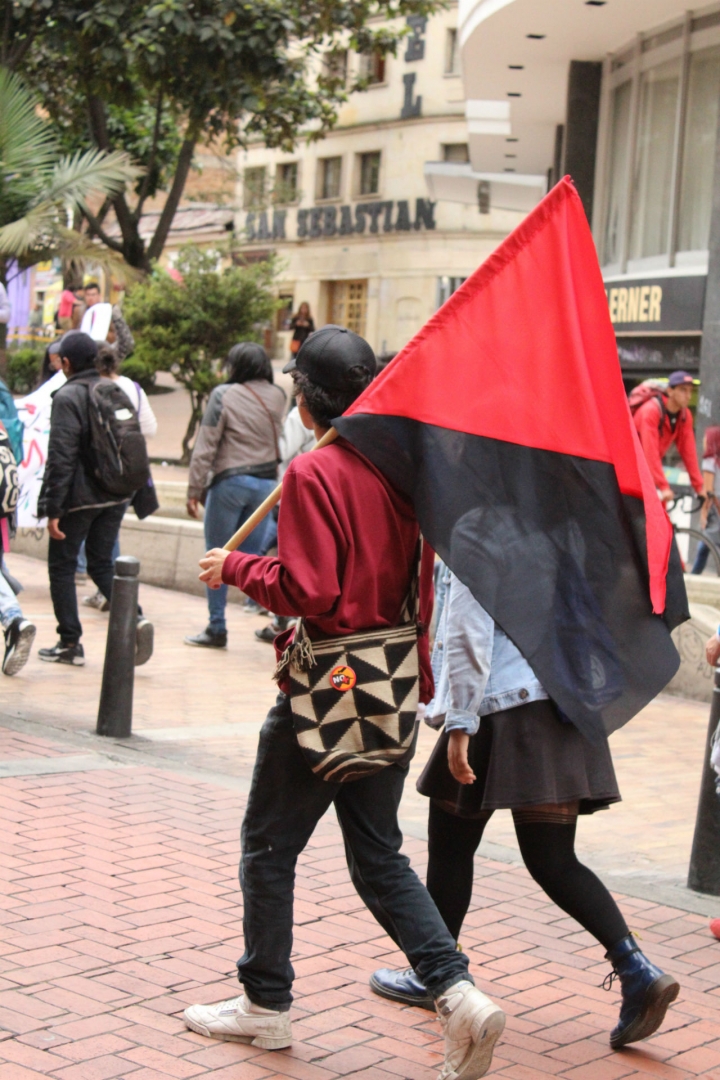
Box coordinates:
[48,503,126,644]
[237,695,470,1010]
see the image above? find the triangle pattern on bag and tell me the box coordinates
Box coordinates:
[384,638,417,676]
[353,684,398,718]
[398,710,419,744]
[315,688,359,725]
[359,716,402,750]
[344,651,389,685]
[319,716,359,750]
[307,649,345,690]
[391,675,418,709]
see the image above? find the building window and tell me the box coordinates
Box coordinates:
[602,80,632,267]
[243,167,266,210]
[322,49,348,86]
[359,50,386,85]
[274,162,298,204]
[445,28,460,75]
[437,276,467,308]
[358,151,381,196]
[678,46,720,253]
[599,20,720,269]
[329,280,368,336]
[317,156,342,200]
[443,143,470,163]
[629,59,681,261]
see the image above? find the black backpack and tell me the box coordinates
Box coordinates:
[87,378,150,498]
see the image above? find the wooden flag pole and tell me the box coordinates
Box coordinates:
[222,426,339,552]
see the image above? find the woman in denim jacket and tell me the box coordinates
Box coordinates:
[371,566,680,1053]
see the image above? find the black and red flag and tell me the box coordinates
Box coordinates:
[334,177,688,743]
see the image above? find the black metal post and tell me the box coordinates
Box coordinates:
[687,664,720,895]
[96,556,139,738]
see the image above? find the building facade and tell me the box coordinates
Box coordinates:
[235,6,526,357]
[454,0,720,414]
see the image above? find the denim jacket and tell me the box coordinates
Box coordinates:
[426,568,547,735]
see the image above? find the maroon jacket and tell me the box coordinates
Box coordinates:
[222,437,435,702]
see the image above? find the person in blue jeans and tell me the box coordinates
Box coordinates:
[185,343,286,648]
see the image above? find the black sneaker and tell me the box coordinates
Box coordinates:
[135,618,154,667]
[255,618,292,644]
[184,627,227,648]
[38,641,85,666]
[3,618,37,676]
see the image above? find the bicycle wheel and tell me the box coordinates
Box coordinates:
[676,527,720,575]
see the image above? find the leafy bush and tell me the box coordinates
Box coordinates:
[6,346,44,394]
[124,245,278,461]
[119,356,157,392]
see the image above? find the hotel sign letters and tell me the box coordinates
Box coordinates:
[245,198,436,243]
[605,274,706,333]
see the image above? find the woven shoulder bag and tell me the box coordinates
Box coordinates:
[275,549,421,783]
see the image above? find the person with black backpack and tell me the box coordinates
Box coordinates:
[37,332,153,666]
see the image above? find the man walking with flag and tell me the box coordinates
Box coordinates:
[186,326,507,1080]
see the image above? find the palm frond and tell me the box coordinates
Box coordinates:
[0,205,57,256]
[0,67,57,178]
[40,149,143,209]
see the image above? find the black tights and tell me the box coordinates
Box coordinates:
[426,801,628,950]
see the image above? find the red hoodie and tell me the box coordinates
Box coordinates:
[221,437,435,702]
[633,395,703,497]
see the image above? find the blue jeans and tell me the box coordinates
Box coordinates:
[204,474,276,632]
[0,558,22,630]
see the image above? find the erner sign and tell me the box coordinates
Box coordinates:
[245,198,437,243]
[604,273,706,334]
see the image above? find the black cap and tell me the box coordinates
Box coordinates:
[283,325,376,390]
[59,331,98,372]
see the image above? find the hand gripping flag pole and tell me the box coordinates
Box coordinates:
[222,427,339,552]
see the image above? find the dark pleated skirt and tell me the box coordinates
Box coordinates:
[416,698,621,817]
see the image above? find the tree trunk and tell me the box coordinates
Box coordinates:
[146,133,199,265]
[181,390,206,466]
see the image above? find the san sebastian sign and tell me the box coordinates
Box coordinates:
[245,198,437,243]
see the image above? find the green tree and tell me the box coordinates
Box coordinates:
[5,0,439,273]
[123,245,277,462]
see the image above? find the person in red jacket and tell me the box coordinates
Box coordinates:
[184,326,506,1080]
[633,370,704,502]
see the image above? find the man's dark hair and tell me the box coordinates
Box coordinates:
[225,342,273,385]
[293,366,371,429]
[84,281,100,292]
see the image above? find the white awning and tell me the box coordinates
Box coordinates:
[457,0,691,176]
[424,161,547,213]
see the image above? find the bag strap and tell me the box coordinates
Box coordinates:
[243,383,281,462]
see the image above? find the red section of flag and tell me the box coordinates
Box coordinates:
[346,177,673,614]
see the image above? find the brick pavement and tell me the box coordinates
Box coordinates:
[1,742,720,1079]
[1,552,713,885]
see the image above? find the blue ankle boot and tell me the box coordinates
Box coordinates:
[369,967,434,1011]
[604,934,680,1049]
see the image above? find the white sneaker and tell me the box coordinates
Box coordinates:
[436,980,505,1080]
[183,993,292,1049]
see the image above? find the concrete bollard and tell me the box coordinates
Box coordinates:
[687,664,720,896]
[96,556,139,739]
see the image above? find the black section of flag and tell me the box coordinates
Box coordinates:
[335,415,687,742]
